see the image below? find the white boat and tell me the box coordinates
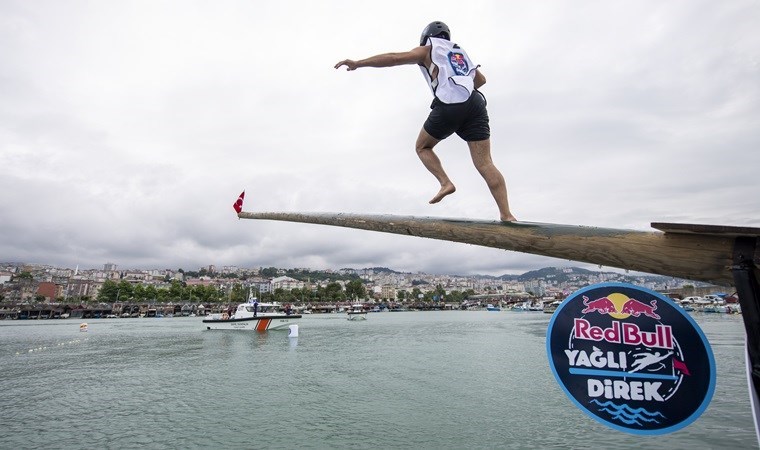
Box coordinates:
[510,302,530,311]
[486,304,501,311]
[678,300,695,312]
[543,301,561,314]
[347,304,367,321]
[528,302,544,312]
[703,303,741,314]
[203,301,300,331]
[684,296,711,308]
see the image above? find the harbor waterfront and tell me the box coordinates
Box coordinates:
[1,311,756,449]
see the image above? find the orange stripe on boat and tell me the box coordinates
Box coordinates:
[256,318,271,331]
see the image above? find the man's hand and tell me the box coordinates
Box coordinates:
[334,59,359,71]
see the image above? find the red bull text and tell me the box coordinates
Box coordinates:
[574,319,674,349]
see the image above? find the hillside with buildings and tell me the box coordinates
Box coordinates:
[0,261,720,306]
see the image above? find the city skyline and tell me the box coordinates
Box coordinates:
[1,260,720,307]
[2,260,701,287]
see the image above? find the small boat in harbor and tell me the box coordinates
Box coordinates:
[510,302,530,312]
[486,304,501,311]
[543,301,561,314]
[678,299,695,311]
[203,301,300,331]
[347,303,367,321]
[703,303,741,314]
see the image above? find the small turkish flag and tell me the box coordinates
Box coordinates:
[673,358,690,376]
[233,191,245,213]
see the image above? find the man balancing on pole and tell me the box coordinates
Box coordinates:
[335,21,517,222]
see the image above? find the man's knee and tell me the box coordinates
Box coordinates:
[416,143,432,156]
[416,129,440,154]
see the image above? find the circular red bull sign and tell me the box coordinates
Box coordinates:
[546,282,716,435]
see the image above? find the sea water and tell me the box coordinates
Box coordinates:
[0,311,755,449]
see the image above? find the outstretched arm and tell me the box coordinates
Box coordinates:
[335,46,428,71]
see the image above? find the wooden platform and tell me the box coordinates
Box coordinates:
[238,212,760,286]
[652,222,760,237]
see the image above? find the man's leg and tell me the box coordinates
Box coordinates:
[415,128,456,204]
[467,139,517,222]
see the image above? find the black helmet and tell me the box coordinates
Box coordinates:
[420,21,450,46]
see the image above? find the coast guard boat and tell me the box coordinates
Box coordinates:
[346,303,367,321]
[203,300,300,331]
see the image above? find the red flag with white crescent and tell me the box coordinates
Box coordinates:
[233,191,245,213]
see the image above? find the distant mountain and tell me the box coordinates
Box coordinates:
[516,266,597,282]
[332,265,675,285]
[367,266,604,281]
[360,267,408,274]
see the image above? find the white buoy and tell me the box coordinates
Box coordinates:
[288,324,299,338]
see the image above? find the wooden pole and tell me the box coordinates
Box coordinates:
[237,212,752,287]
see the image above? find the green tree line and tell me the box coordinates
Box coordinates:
[95,279,367,304]
[96,279,226,303]
[93,280,473,304]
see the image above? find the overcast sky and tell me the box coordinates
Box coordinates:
[1,0,759,276]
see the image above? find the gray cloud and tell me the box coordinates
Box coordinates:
[1,1,758,275]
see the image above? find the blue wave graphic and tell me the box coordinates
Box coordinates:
[590,399,665,426]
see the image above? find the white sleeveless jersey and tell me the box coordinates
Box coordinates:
[419,37,480,104]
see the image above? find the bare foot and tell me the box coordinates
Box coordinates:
[501,214,517,222]
[429,183,456,204]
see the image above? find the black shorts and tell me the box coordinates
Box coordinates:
[423,91,490,142]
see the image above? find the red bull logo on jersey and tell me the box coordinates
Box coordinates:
[546,282,716,435]
[448,52,469,76]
